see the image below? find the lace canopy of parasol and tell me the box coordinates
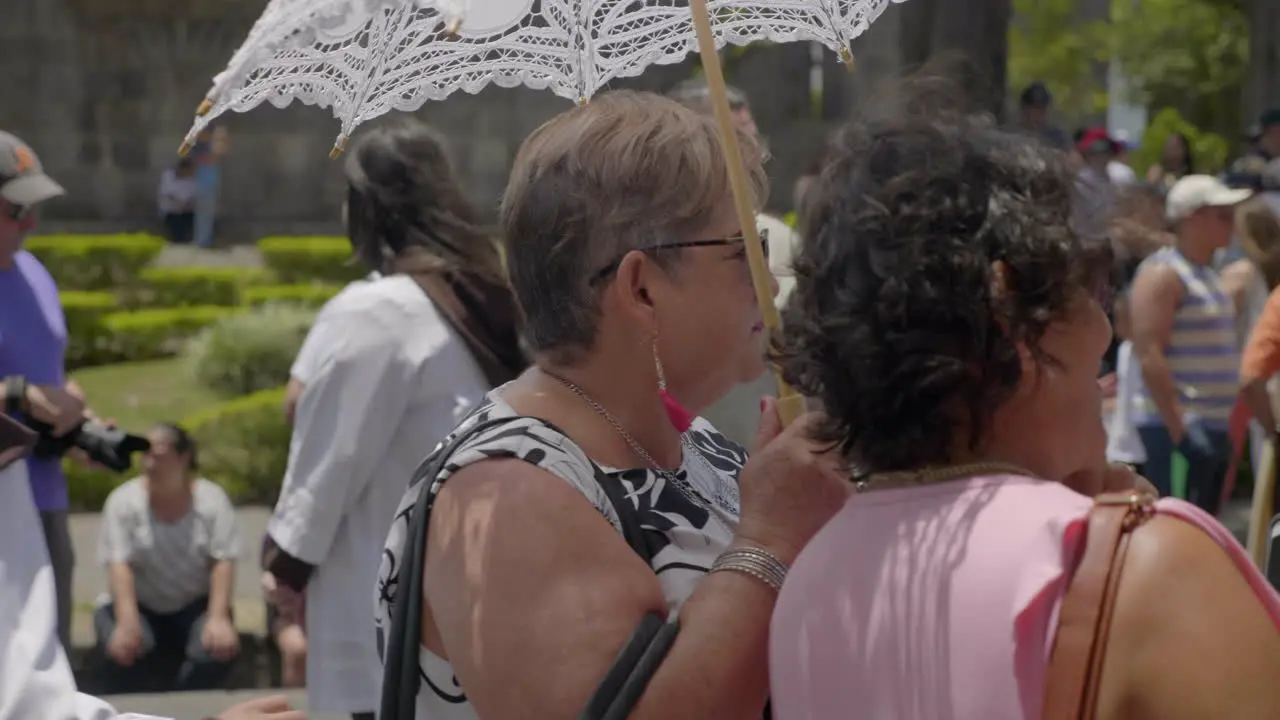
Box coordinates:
[183,0,904,152]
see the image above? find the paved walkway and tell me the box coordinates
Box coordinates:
[69,506,273,648]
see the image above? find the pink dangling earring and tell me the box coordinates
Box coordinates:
[654,340,694,432]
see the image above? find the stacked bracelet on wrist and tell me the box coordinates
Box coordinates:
[708,546,789,592]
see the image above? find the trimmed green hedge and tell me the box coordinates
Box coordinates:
[186,387,290,504]
[100,306,241,363]
[257,236,365,284]
[25,234,165,290]
[65,460,130,513]
[183,304,317,398]
[60,291,117,370]
[135,266,274,308]
[66,386,290,510]
[241,283,343,309]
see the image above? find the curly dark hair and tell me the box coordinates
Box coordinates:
[777,99,1111,475]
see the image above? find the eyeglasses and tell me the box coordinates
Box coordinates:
[590,228,771,286]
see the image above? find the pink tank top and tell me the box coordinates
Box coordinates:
[769,475,1280,720]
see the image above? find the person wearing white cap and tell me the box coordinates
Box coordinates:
[1128,174,1252,513]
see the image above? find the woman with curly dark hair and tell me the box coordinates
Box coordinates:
[768,102,1280,718]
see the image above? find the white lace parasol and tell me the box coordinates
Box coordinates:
[183,0,904,153]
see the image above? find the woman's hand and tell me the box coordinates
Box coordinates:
[23,384,85,437]
[1113,467,1159,498]
[106,619,144,667]
[272,582,305,622]
[260,571,277,601]
[1064,461,1159,499]
[1097,372,1118,399]
[202,615,241,661]
[215,695,305,720]
[734,397,850,563]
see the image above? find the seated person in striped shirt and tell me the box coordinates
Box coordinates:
[93,423,242,694]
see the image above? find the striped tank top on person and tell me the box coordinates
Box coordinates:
[1135,247,1240,429]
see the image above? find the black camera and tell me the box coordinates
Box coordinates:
[27,418,151,473]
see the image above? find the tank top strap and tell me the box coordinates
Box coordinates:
[1154,247,1198,289]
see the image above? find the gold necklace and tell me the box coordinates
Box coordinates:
[854,461,1036,493]
[548,373,738,532]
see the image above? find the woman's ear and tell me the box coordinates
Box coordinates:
[989,260,1010,300]
[611,250,661,336]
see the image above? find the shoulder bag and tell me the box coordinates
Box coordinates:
[1041,490,1157,720]
[379,417,677,720]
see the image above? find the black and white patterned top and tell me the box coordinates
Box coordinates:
[374,392,747,719]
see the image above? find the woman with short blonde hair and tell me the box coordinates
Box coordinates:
[375,90,848,719]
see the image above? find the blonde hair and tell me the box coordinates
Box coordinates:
[500,89,768,362]
[1237,195,1280,291]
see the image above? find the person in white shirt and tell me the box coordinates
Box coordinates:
[156,159,199,245]
[1106,296,1149,473]
[269,206,382,689]
[0,416,302,720]
[94,424,241,694]
[1107,130,1140,187]
[262,120,525,720]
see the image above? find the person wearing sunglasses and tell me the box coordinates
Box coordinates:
[374,90,847,720]
[1129,174,1253,512]
[0,130,106,652]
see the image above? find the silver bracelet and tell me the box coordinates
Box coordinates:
[709,546,789,592]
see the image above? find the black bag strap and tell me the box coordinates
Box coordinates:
[380,416,654,720]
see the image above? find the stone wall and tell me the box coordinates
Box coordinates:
[2,0,914,243]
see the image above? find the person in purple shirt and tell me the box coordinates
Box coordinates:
[0,130,107,650]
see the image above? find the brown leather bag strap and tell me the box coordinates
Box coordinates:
[1041,491,1156,720]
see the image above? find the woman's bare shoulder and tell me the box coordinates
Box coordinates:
[1098,513,1280,719]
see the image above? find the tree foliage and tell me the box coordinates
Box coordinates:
[1009,0,1249,149]
[1109,0,1249,138]
[1128,107,1232,175]
[1008,0,1110,119]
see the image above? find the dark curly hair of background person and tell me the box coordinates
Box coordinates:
[777,93,1112,476]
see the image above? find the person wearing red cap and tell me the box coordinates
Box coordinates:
[1071,127,1122,244]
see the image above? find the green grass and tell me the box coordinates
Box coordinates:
[69,357,221,432]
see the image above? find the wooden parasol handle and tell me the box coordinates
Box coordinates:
[1247,437,1278,568]
[688,0,806,427]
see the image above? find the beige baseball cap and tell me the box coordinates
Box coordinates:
[1165,174,1252,222]
[0,131,65,207]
